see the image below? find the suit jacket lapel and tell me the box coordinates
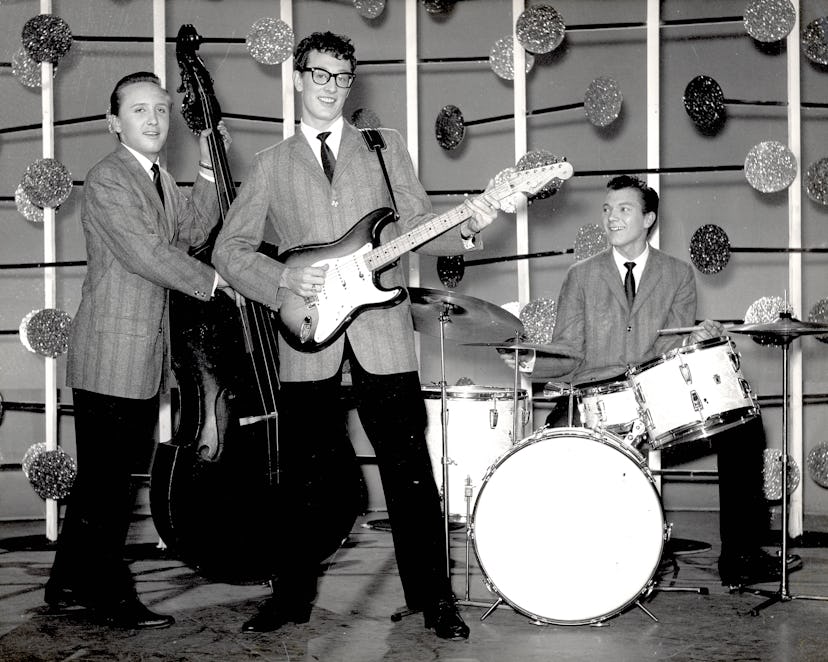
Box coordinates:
[598,250,628,310]
[116,147,171,237]
[631,247,664,314]
[335,124,363,184]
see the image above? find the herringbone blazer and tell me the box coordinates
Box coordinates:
[213,123,473,382]
[66,145,220,399]
[533,246,695,384]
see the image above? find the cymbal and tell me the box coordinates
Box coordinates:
[462,339,583,359]
[408,287,523,343]
[728,312,828,341]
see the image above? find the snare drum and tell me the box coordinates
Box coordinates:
[423,385,527,520]
[627,336,760,450]
[575,375,646,446]
[472,427,666,625]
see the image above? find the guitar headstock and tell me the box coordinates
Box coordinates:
[176,24,222,135]
[492,160,574,212]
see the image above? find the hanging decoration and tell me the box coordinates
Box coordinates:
[683,75,727,135]
[19,308,72,358]
[490,35,535,81]
[246,18,294,65]
[11,47,50,88]
[351,108,381,129]
[520,298,557,344]
[743,0,796,43]
[22,442,47,479]
[744,140,797,193]
[20,157,73,208]
[436,255,465,289]
[435,104,465,150]
[515,4,566,55]
[584,76,622,128]
[807,443,828,488]
[27,448,77,500]
[422,0,457,16]
[573,224,608,261]
[762,448,800,500]
[21,14,73,64]
[808,298,828,344]
[802,16,828,65]
[745,295,792,346]
[805,157,828,206]
[15,184,44,224]
[354,0,386,20]
[689,224,731,274]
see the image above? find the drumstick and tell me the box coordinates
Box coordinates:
[658,323,737,335]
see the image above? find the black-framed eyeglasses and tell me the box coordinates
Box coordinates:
[300,67,356,89]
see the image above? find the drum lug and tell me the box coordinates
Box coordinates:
[679,362,692,384]
[729,348,741,372]
[690,390,703,412]
[596,399,607,423]
[739,377,751,399]
[640,406,654,433]
[489,400,498,429]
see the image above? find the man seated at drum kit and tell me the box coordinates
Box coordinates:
[503,174,802,587]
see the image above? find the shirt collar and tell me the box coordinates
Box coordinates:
[300,116,344,159]
[122,143,158,178]
[612,244,649,275]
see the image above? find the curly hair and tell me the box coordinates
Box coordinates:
[294,31,357,72]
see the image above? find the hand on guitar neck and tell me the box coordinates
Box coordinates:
[459,178,499,239]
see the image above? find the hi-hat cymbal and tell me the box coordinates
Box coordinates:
[462,339,583,359]
[728,312,828,341]
[408,287,523,343]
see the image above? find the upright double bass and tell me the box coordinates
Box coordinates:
[149,25,359,584]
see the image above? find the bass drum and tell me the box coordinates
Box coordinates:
[471,427,667,625]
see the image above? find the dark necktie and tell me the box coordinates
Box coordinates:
[317,132,336,183]
[623,261,636,308]
[151,163,165,208]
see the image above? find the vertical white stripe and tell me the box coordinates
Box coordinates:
[646,0,660,250]
[406,0,420,291]
[281,0,295,140]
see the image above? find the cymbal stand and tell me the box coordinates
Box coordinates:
[436,303,452,580]
[748,334,828,614]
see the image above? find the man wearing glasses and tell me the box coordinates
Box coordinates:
[214,31,497,639]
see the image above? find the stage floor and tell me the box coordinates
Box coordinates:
[1,510,827,662]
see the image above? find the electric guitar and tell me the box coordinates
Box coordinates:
[277,160,574,351]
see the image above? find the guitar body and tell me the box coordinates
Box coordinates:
[277,207,405,352]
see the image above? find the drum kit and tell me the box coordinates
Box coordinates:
[409,287,828,625]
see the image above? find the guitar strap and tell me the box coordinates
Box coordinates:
[360,128,398,218]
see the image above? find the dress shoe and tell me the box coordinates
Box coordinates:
[44,585,86,612]
[719,550,803,586]
[98,598,175,630]
[423,597,470,641]
[241,597,312,633]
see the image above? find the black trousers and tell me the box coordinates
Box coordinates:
[47,388,159,606]
[276,351,450,610]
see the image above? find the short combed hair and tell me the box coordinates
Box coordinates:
[606,174,659,219]
[294,32,357,72]
[109,71,165,115]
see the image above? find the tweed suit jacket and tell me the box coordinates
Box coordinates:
[66,145,220,399]
[213,123,475,382]
[532,246,696,384]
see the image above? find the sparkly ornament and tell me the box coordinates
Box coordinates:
[22,14,73,64]
[515,4,566,55]
[246,18,294,65]
[807,443,828,488]
[805,158,828,206]
[28,448,77,500]
[422,0,456,15]
[15,184,44,223]
[584,76,622,128]
[20,308,72,358]
[520,298,557,344]
[745,295,792,347]
[762,448,800,500]
[20,158,73,208]
[435,105,465,151]
[354,0,386,20]
[490,35,535,81]
[516,150,566,202]
[22,442,47,479]
[11,47,50,88]
[436,255,465,289]
[574,224,608,261]
[802,17,828,65]
[689,224,731,274]
[683,75,727,135]
[744,141,797,193]
[351,108,381,129]
[808,298,828,344]
[743,0,796,43]
[455,376,475,386]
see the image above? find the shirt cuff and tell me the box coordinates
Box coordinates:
[199,169,215,183]
[211,271,220,297]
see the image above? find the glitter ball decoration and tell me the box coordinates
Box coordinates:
[807,443,828,488]
[422,0,457,15]
[744,141,797,193]
[516,150,566,201]
[762,448,800,500]
[21,442,47,479]
[515,4,566,55]
[520,298,557,343]
[436,255,465,289]
[805,158,828,206]
[15,184,44,223]
[354,0,386,19]
[28,448,77,500]
[20,308,72,358]
[689,224,731,274]
[745,296,790,324]
[22,14,73,63]
[584,76,622,128]
[683,75,727,135]
[802,17,828,65]
[808,298,828,344]
[20,158,73,208]
[743,0,796,43]
[246,18,294,65]
[435,105,465,150]
[490,35,535,81]
[11,47,49,88]
[574,224,608,261]
[352,108,381,129]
